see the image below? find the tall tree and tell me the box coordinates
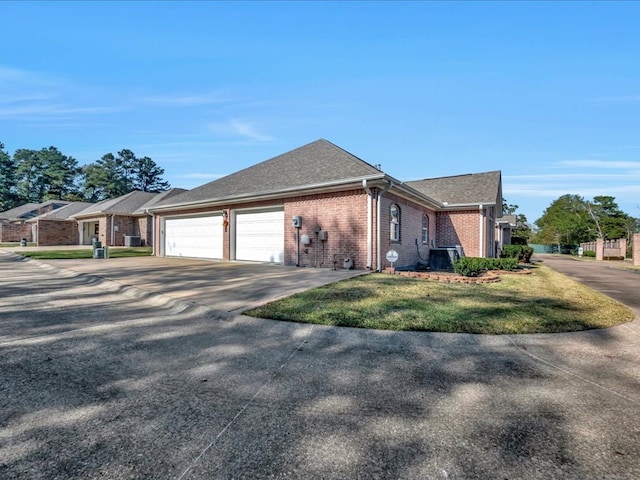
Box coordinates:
[534,194,592,246]
[14,147,79,202]
[133,156,170,192]
[0,142,17,211]
[586,195,631,240]
[80,149,170,201]
[39,146,80,200]
[14,149,43,203]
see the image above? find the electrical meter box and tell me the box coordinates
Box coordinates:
[292,216,302,228]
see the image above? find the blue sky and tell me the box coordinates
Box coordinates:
[1,1,639,224]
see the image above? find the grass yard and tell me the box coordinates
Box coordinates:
[245,265,633,334]
[16,247,153,259]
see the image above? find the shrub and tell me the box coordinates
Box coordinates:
[453,257,486,277]
[582,250,596,257]
[500,244,533,263]
[453,257,519,276]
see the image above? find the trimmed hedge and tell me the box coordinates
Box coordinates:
[453,257,519,277]
[500,244,534,263]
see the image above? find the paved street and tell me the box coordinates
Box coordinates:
[1,250,639,479]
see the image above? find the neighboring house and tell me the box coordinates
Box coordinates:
[71,189,187,247]
[72,191,158,246]
[0,200,71,242]
[495,215,517,253]
[148,139,505,270]
[26,202,94,246]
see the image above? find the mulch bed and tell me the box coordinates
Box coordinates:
[383,267,532,284]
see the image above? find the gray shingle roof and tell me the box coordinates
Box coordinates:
[154,139,384,209]
[134,188,188,214]
[27,202,94,222]
[405,171,502,206]
[0,200,72,221]
[73,191,158,218]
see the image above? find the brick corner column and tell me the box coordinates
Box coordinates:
[596,238,604,261]
[633,233,640,266]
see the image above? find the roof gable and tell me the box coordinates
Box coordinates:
[28,202,95,221]
[73,191,158,218]
[134,188,188,214]
[405,171,502,206]
[0,200,71,221]
[155,139,383,208]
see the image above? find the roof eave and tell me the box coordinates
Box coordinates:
[440,201,498,210]
[148,174,389,213]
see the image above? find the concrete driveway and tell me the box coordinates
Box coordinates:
[31,254,365,313]
[1,249,639,479]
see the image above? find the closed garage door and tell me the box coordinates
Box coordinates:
[164,215,223,259]
[235,209,284,263]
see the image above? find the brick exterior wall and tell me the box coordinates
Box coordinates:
[153,190,493,268]
[0,222,32,242]
[37,220,78,246]
[436,210,480,257]
[379,193,435,270]
[135,216,152,246]
[285,190,368,269]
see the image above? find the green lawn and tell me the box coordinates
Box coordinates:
[245,265,633,334]
[16,247,153,259]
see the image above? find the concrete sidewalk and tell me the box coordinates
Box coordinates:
[1,250,639,479]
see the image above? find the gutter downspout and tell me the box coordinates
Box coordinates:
[479,205,484,257]
[110,214,115,247]
[362,180,373,269]
[377,180,393,271]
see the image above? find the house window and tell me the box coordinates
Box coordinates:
[422,214,429,245]
[390,204,400,242]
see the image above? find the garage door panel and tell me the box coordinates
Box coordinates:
[235,210,284,263]
[165,216,223,259]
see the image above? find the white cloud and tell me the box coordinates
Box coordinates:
[0,104,122,118]
[142,93,235,106]
[208,119,273,141]
[558,160,640,169]
[506,172,640,181]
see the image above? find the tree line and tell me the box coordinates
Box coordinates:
[532,194,639,246]
[0,141,170,211]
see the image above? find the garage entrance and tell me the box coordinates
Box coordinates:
[164,215,223,259]
[233,208,284,263]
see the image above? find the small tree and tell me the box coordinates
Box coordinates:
[0,142,18,211]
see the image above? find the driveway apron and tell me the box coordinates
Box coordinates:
[1,249,639,479]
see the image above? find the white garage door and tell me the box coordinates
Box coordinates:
[164,215,223,259]
[235,209,284,263]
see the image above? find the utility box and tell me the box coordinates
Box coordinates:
[318,230,328,241]
[124,236,141,247]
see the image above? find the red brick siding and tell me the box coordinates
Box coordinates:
[154,191,371,268]
[379,193,435,269]
[285,190,368,269]
[0,222,32,242]
[135,217,152,246]
[436,209,497,258]
[37,220,78,246]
